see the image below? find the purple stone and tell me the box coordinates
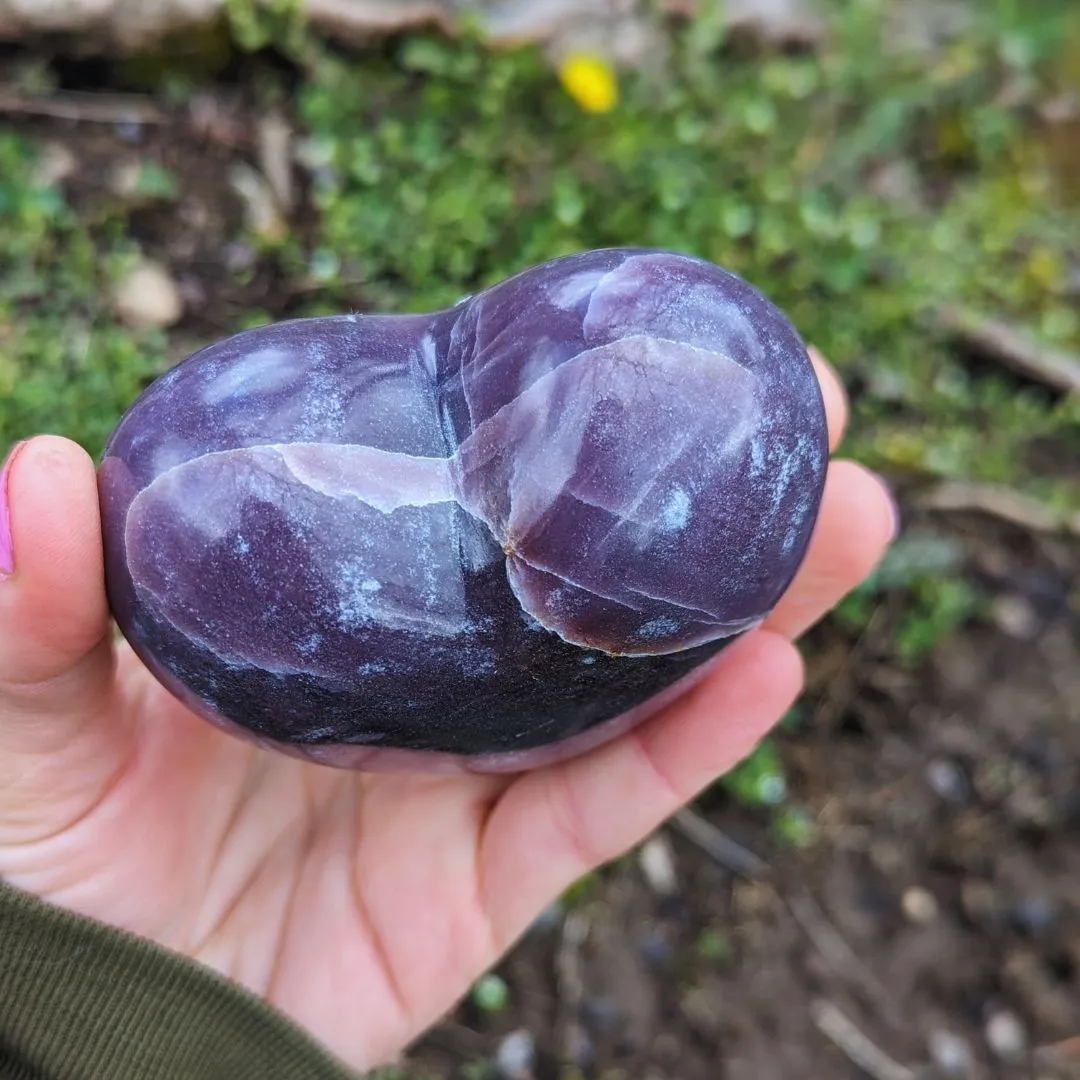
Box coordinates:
[98,248,828,772]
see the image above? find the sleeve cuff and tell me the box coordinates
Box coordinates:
[0,880,359,1080]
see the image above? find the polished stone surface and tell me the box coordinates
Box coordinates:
[99,248,829,770]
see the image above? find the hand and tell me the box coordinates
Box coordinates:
[0,352,895,1073]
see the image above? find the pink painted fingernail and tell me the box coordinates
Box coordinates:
[0,441,27,577]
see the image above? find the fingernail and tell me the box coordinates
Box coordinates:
[0,441,27,578]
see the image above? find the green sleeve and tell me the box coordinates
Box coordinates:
[0,880,361,1080]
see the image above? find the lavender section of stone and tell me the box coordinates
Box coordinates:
[99,248,828,767]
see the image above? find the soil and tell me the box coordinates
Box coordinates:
[5,74,1080,1080]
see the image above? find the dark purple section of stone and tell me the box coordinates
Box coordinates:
[98,248,828,769]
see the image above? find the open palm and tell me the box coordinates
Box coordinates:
[0,355,894,1073]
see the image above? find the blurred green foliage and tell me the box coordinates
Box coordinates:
[0,134,169,454]
[470,972,510,1013]
[694,927,732,962]
[721,740,789,807]
[719,737,819,845]
[224,0,305,53]
[836,533,987,665]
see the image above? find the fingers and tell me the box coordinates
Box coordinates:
[764,459,896,641]
[0,435,116,750]
[810,347,849,453]
[480,629,803,947]
[0,436,111,685]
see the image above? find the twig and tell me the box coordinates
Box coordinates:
[917,481,1080,537]
[812,604,887,731]
[810,999,918,1080]
[554,909,590,1066]
[256,109,295,213]
[0,89,168,125]
[938,305,1080,395]
[787,887,901,1027]
[1035,1033,1080,1076]
[423,1021,488,1057]
[669,808,771,879]
[672,809,905,1029]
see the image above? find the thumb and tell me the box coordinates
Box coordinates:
[0,435,126,830]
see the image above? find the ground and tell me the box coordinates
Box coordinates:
[1,4,1079,1077]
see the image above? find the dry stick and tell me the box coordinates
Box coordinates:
[937,305,1080,395]
[669,808,771,879]
[1035,1033,1080,1073]
[0,90,168,125]
[672,808,900,1028]
[917,481,1080,538]
[554,908,590,1066]
[810,999,918,1080]
[812,604,887,732]
[785,886,901,1029]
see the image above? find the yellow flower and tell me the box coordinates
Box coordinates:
[557,51,618,114]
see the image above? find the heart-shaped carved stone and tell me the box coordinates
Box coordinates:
[99,248,828,772]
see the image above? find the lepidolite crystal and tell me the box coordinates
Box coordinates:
[99,248,829,771]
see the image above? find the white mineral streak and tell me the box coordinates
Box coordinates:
[201,347,299,406]
[275,442,454,512]
[142,440,454,509]
[582,255,767,368]
[126,439,473,675]
[546,267,610,312]
[658,485,691,531]
[503,558,759,655]
[459,335,759,533]
[446,327,770,653]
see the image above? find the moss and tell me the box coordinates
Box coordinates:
[0,134,170,455]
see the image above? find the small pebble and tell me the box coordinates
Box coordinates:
[111,259,184,329]
[992,594,1040,640]
[230,162,288,242]
[108,159,145,199]
[928,1029,974,1077]
[638,834,678,896]
[637,925,674,966]
[34,141,78,187]
[1012,895,1059,936]
[926,758,970,804]
[984,1009,1027,1061]
[866,158,923,207]
[222,241,257,274]
[901,886,939,925]
[495,1029,536,1080]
